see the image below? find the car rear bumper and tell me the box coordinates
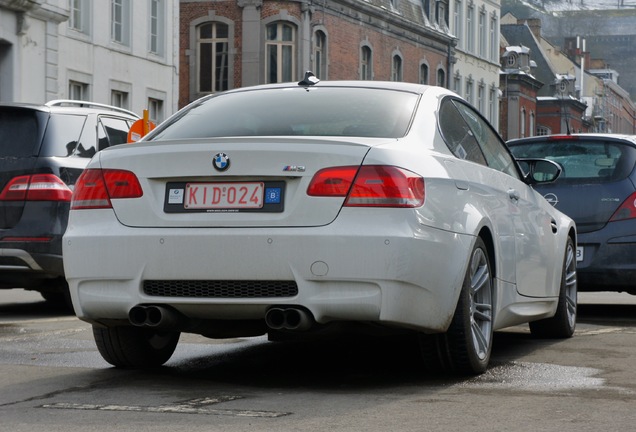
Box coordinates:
[576,225,636,292]
[63,209,474,333]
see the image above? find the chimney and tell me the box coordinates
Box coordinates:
[522,18,542,40]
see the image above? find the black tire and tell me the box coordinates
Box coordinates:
[529,236,577,338]
[419,237,494,375]
[93,325,180,368]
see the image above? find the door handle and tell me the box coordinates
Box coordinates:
[508,189,520,202]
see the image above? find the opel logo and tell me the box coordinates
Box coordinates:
[213,152,230,172]
[544,193,559,207]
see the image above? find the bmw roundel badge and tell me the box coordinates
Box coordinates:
[213,152,230,172]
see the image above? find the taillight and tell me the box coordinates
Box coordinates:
[71,169,143,210]
[0,174,72,201]
[307,166,359,197]
[609,192,636,222]
[307,165,425,208]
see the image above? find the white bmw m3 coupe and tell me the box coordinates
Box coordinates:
[63,76,577,374]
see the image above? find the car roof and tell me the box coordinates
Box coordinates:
[0,100,139,119]
[507,133,636,146]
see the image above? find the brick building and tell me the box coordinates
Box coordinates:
[179,0,456,108]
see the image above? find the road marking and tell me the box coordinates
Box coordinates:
[41,396,291,418]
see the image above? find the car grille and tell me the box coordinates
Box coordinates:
[143,280,298,298]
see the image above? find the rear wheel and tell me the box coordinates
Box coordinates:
[419,237,494,375]
[529,236,577,338]
[93,325,180,368]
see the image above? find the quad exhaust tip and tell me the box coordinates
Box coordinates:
[129,305,181,329]
[265,307,313,331]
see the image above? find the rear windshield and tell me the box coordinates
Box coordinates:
[0,109,47,157]
[151,87,419,140]
[509,139,636,183]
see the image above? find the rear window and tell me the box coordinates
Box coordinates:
[40,114,88,157]
[151,87,419,140]
[509,139,636,183]
[0,109,46,157]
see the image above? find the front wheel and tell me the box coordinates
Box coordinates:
[529,236,577,338]
[419,237,494,375]
[93,325,180,368]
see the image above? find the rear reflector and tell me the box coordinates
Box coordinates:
[0,174,72,202]
[609,192,636,222]
[307,165,425,208]
[71,169,143,210]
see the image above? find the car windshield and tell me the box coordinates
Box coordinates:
[509,138,636,183]
[151,87,419,140]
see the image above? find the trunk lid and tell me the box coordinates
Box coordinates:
[98,137,391,228]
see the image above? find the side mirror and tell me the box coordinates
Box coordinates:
[516,158,563,185]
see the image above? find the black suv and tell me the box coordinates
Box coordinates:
[0,100,138,303]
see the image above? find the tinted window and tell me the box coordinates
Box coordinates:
[151,87,419,140]
[0,109,46,157]
[509,139,636,183]
[453,101,519,179]
[40,113,88,157]
[98,116,132,150]
[438,99,487,165]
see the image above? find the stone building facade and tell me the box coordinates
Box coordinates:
[179,0,457,109]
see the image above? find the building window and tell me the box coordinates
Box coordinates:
[197,22,229,93]
[529,112,535,137]
[453,0,463,49]
[437,0,448,27]
[361,46,372,80]
[489,86,496,123]
[466,2,474,53]
[454,72,461,93]
[111,0,131,46]
[148,97,164,124]
[392,55,403,82]
[313,30,327,79]
[149,0,165,55]
[111,90,129,109]
[477,82,485,114]
[69,0,90,35]
[537,126,552,136]
[478,7,486,58]
[465,78,473,104]
[437,68,446,87]
[420,63,429,84]
[266,22,296,83]
[489,14,498,62]
[69,80,88,100]
[521,107,526,138]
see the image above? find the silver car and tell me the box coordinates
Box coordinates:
[63,77,577,375]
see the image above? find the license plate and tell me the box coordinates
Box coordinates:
[576,246,584,262]
[184,182,264,210]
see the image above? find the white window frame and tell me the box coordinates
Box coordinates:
[149,0,165,56]
[453,0,463,50]
[265,22,297,84]
[111,0,131,46]
[478,7,487,58]
[69,0,91,35]
[197,22,230,93]
[466,2,474,53]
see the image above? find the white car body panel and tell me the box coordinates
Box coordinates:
[63,82,575,343]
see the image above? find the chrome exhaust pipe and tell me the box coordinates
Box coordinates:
[265,307,313,331]
[128,305,182,329]
[129,305,149,326]
[265,307,286,330]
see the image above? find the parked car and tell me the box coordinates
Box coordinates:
[508,133,636,294]
[63,77,577,374]
[0,100,138,304]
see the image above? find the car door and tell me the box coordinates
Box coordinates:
[453,100,557,298]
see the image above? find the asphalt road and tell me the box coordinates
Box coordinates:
[1,289,636,431]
